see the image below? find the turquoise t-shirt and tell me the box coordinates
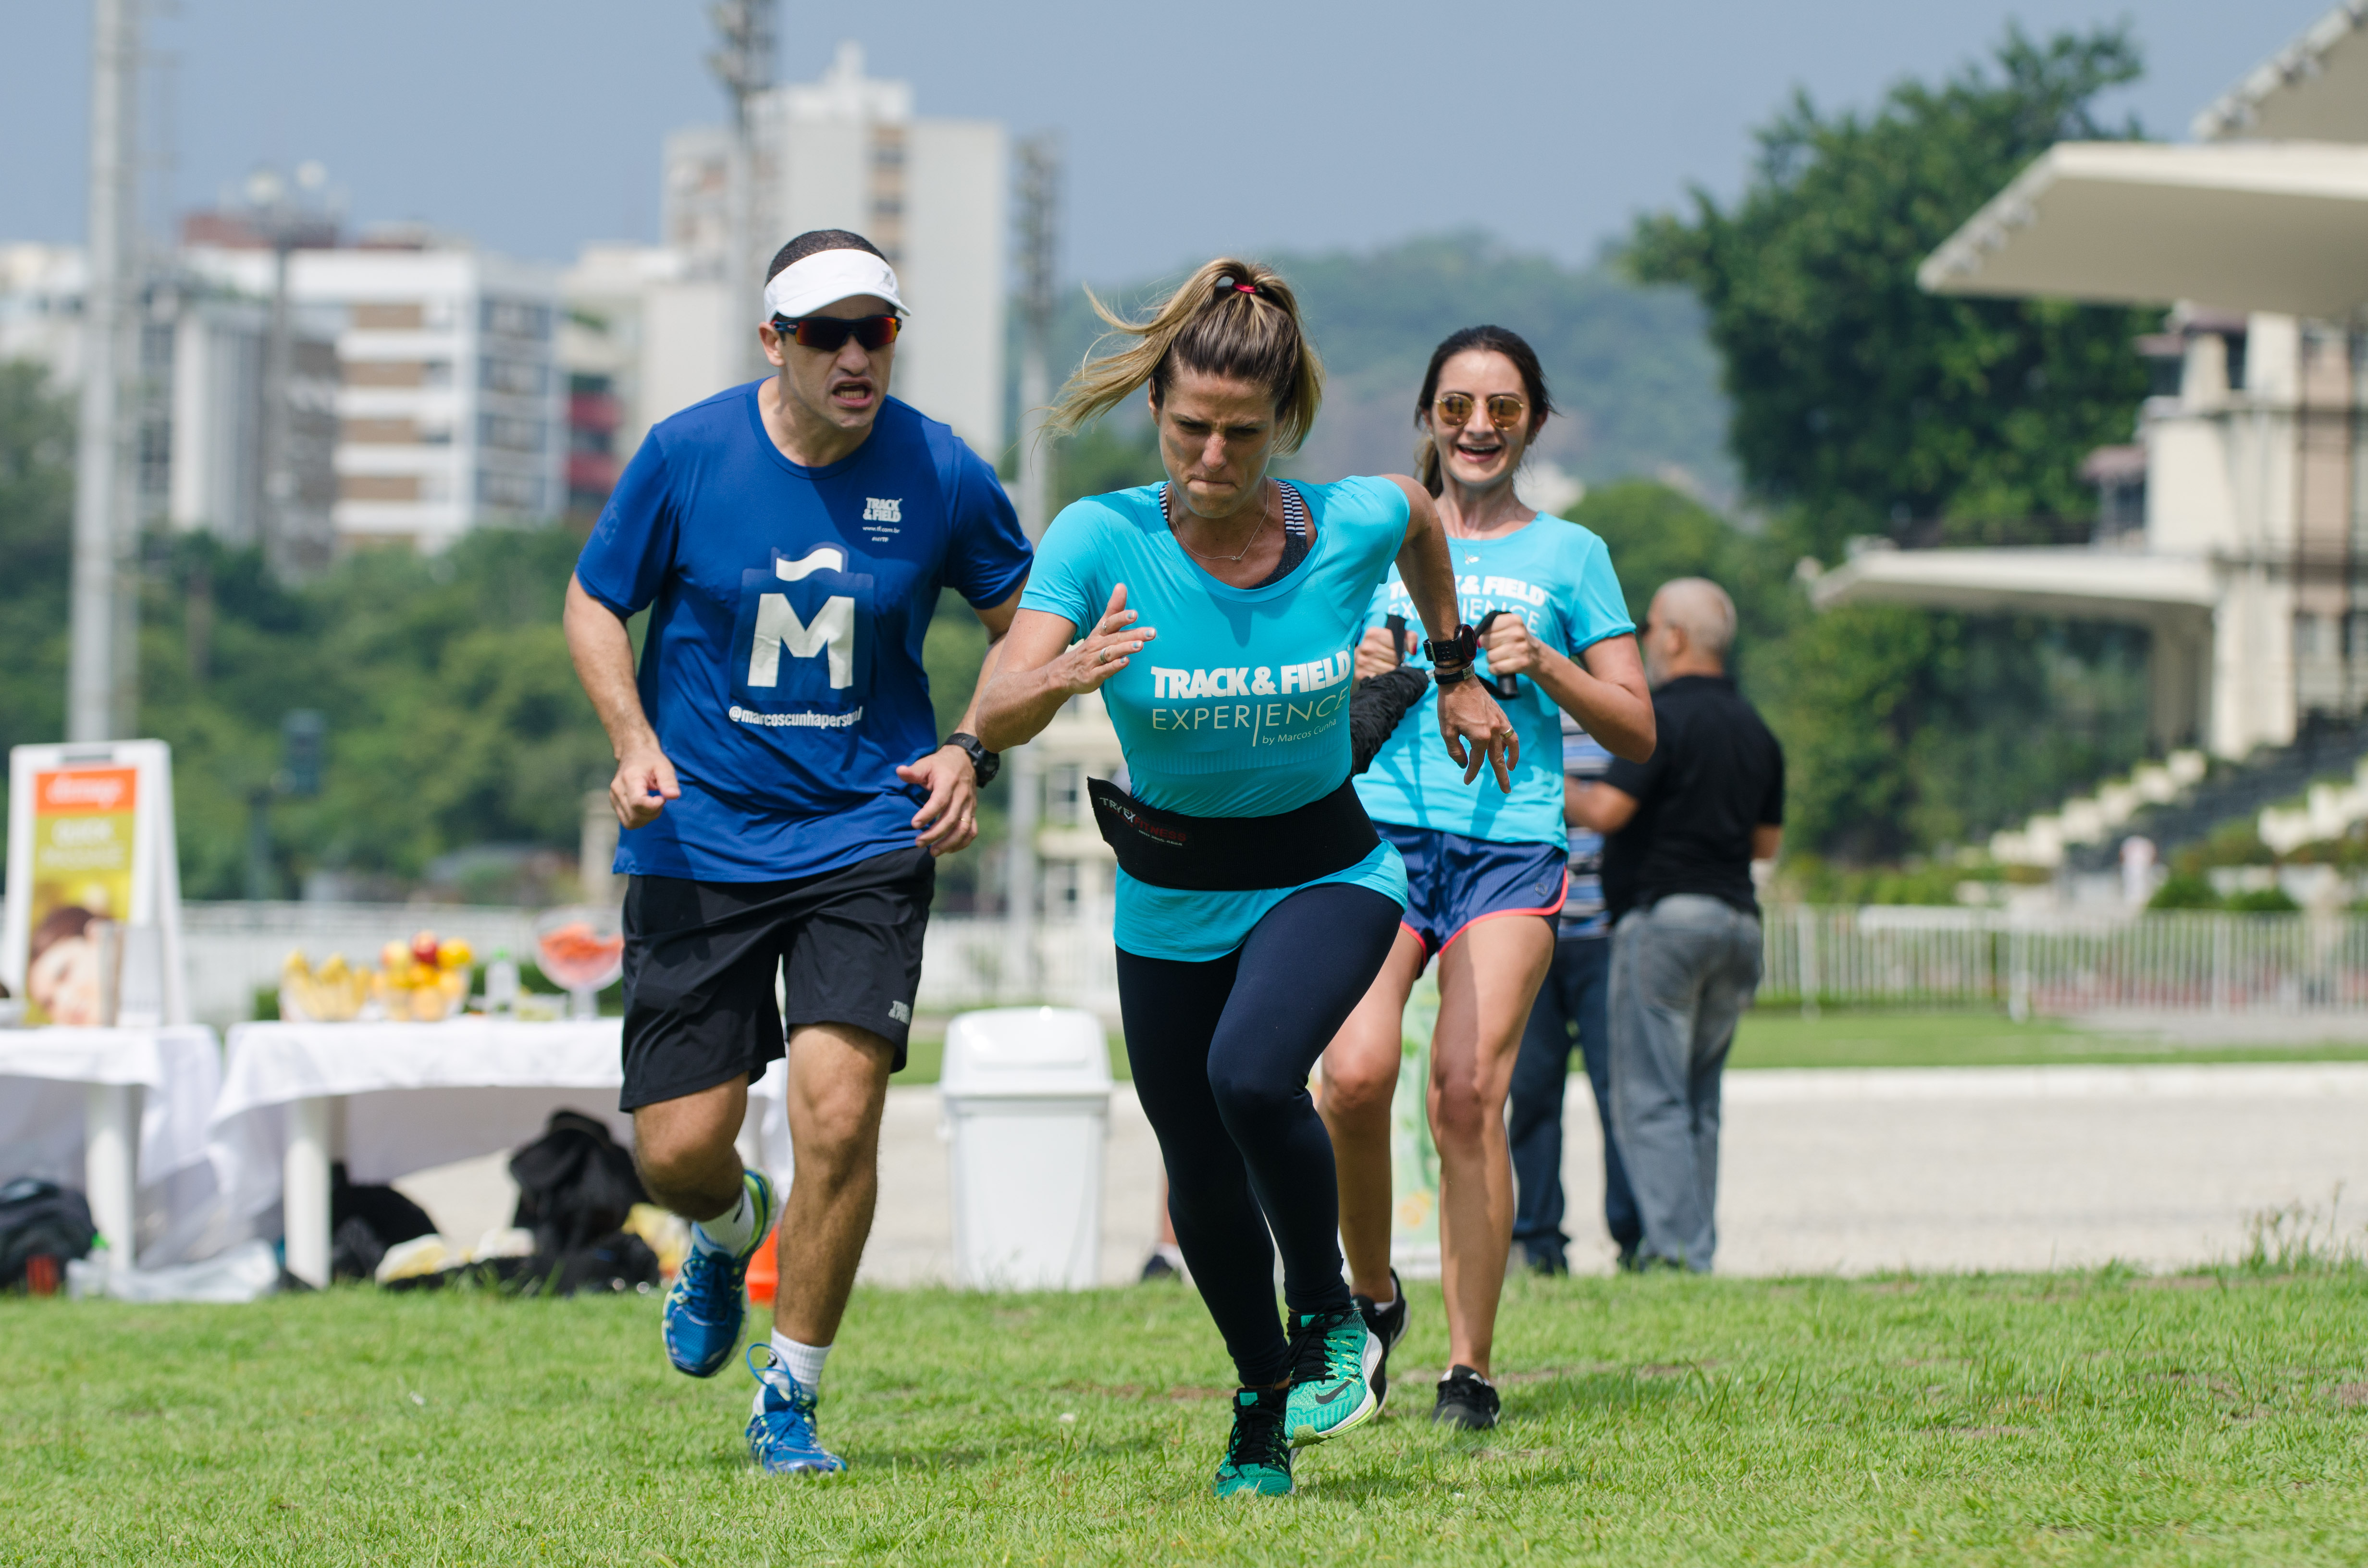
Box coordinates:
[1353,513,1633,848]
[1020,477,1414,961]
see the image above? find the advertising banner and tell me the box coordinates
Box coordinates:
[19,765,138,1025]
[3,741,187,1027]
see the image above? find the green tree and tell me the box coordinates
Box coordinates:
[1629,26,2155,561]
[1565,479,1797,654]
[0,362,72,762]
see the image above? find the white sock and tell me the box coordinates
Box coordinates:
[1153,1243,1184,1270]
[766,1331,831,1396]
[691,1175,757,1255]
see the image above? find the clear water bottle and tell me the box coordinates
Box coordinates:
[485,949,521,1018]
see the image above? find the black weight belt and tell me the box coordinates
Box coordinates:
[1087,777,1380,893]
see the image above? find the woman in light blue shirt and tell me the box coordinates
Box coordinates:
[980,258,1512,1498]
[1322,326,1653,1431]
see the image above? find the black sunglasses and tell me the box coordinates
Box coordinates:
[770,313,901,352]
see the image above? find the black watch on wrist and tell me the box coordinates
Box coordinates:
[1424,623,1479,673]
[945,731,1000,787]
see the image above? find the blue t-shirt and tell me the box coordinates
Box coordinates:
[1354,513,1632,848]
[575,382,1032,882]
[1020,477,1413,962]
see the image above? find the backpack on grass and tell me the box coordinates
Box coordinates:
[0,1177,98,1288]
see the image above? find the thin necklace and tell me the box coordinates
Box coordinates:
[1164,481,1271,563]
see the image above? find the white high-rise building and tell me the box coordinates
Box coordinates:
[1,243,339,558]
[661,40,1008,456]
[185,237,566,551]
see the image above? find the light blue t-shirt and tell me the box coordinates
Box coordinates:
[1354,513,1633,848]
[1020,477,1413,961]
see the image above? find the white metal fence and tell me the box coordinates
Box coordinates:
[1762,905,2368,1016]
[183,903,2368,1028]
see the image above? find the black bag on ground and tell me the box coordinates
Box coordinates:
[330,1162,437,1282]
[510,1109,648,1255]
[0,1177,98,1288]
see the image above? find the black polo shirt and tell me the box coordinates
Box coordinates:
[1600,674,1784,920]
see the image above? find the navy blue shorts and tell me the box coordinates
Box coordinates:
[1375,821,1567,958]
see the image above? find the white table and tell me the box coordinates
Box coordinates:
[212,1018,789,1287]
[0,1026,223,1271]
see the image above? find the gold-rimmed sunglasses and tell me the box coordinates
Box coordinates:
[1433,392,1528,431]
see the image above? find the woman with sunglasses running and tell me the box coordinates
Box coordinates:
[979,261,1514,1498]
[1320,326,1654,1429]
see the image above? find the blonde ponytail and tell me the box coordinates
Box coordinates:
[1043,257,1325,453]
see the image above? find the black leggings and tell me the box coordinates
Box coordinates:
[1117,881,1404,1386]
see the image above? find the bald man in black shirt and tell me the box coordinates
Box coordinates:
[1569,577,1782,1271]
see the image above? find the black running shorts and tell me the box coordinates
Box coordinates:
[617,847,935,1111]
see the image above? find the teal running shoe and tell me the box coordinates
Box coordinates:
[1212,1385,1292,1498]
[1283,1305,1381,1446]
[661,1167,775,1379]
[745,1343,846,1476]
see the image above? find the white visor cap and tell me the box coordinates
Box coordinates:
[762,248,907,322]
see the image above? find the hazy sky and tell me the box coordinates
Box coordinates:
[0,1,2328,281]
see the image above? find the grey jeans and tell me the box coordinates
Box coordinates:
[1608,895,1762,1271]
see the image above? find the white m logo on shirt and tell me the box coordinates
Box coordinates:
[746,546,856,689]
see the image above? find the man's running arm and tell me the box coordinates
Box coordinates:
[565,574,678,829]
[897,583,1028,857]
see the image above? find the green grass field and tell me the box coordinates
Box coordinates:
[8,1267,2367,1565]
[890,1010,2368,1084]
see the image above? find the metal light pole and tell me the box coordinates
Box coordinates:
[239,164,337,575]
[68,0,140,743]
[708,0,776,383]
[1002,134,1062,999]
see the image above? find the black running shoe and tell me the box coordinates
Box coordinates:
[1353,1267,1408,1410]
[1139,1250,1181,1283]
[1432,1364,1500,1430]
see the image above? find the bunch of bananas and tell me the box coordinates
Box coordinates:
[281,951,370,1022]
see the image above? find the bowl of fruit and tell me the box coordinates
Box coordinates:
[281,951,371,1022]
[373,931,474,1023]
[534,906,626,1018]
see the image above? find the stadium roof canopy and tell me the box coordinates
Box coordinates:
[1920,4,2368,319]
[2193,2,2368,144]
[1917,142,2368,319]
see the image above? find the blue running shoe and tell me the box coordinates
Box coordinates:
[745,1343,846,1476]
[661,1167,775,1379]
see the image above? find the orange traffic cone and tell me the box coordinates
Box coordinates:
[745,1223,780,1307]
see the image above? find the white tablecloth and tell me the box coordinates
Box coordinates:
[0,1026,226,1265]
[208,1019,790,1227]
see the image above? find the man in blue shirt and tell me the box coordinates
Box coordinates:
[564,230,1031,1476]
[1505,714,1642,1273]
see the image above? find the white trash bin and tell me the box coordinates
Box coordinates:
[940,1006,1112,1291]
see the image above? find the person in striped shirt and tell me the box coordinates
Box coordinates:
[1505,711,1642,1272]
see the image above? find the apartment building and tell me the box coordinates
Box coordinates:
[185,234,566,550]
[0,243,338,564]
[660,40,1008,456]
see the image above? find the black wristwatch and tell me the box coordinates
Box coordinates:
[1425,624,1479,686]
[945,731,1000,787]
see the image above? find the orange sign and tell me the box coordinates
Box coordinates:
[35,767,136,815]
